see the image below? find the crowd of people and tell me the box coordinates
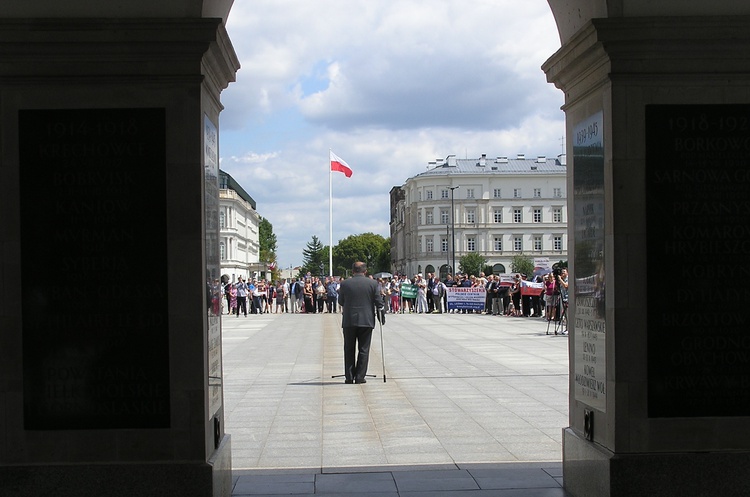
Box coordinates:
[372,269,568,321]
[221,276,341,316]
[221,268,568,323]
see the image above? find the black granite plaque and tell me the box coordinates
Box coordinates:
[20,108,170,430]
[647,104,750,417]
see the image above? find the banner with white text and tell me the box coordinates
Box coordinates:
[446,286,486,311]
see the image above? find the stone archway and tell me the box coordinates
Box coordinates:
[4,2,750,496]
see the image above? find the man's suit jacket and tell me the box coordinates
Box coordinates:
[338,275,383,329]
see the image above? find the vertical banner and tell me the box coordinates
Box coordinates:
[204,115,223,419]
[572,111,607,411]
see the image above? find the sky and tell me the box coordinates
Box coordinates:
[219,0,564,270]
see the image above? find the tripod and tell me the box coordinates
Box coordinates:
[555,299,568,335]
[546,293,567,335]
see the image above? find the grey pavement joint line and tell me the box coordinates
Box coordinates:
[224,310,569,495]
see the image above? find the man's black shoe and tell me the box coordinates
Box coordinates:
[345,379,354,384]
[354,379,366,384]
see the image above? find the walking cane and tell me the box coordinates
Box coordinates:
[379,309,387,383]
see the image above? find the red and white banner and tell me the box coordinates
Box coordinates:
[330,150,353,178]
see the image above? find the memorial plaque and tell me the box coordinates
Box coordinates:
[647,105,750,417]
[573,111,607,412]
[204,115,223,419]
[20,108,170,430]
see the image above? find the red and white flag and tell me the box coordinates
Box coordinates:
[330,150,353,178]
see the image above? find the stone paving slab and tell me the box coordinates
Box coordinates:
[223,310,570,496]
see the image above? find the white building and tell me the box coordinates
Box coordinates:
[390,154,568,277]
[219,170,261,283]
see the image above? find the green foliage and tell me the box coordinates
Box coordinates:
[298,232,391,277]
[458,252,487,277]
[300,235,327,277]
[510,255,535,278]
[258,217,279,281]
[333,233,390,275]
[259,217,277,254]
[482,264,494,275]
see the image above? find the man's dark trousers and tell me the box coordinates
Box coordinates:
[343,326,373,382]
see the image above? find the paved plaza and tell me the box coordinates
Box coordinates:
[222,309,570,496]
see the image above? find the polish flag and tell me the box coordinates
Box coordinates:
[330,151,353,178]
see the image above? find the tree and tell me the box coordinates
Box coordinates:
[259,217,277,254]
[300,235,327,277]
[333,233,390,275]
[510,255,535,278]
[259,217,280,281]
[458,252,487,277]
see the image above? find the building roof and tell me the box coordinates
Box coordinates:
[409,154,566,181]
[219,169,256,210]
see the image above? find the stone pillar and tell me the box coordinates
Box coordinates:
[0,15,239,497]
[544,17,750,497]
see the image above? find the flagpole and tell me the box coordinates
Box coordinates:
[329,149,333,277]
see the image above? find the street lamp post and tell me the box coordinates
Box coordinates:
[446,225,450,277]
[448,185,460,276]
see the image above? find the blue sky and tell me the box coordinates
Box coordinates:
[219,1,564,269]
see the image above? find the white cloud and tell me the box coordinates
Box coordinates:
[219,1,565,268]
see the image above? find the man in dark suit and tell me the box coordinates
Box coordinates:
[337,261,384,384]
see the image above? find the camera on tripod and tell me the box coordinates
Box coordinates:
[552,266,562,278]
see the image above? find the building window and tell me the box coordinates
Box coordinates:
[493,209,502,223]
[466,188,475,199]
[441,189,449,199]
[466,209,476,223]
[427,238,434,252]
[534,235,542,251]
[534,188,542,198]
[554,235,563,251]
[426,211,434,224]
[513,208,522,223]
[513,188,522,198]
[220,242,226,260]
[418,235,422,251]
[219,211,225,229]
[467,237,476,251]
[418,191,422,201]
[493,188,501,198]
[418,211,422,225]
[554,187,562,198]
[553,207,563,223]
[514,236,523,251]
[494,237,502,251]
[426,190,433,199]
[440,210,449,224]
[441,238,448,252]
[533,208,542,223]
